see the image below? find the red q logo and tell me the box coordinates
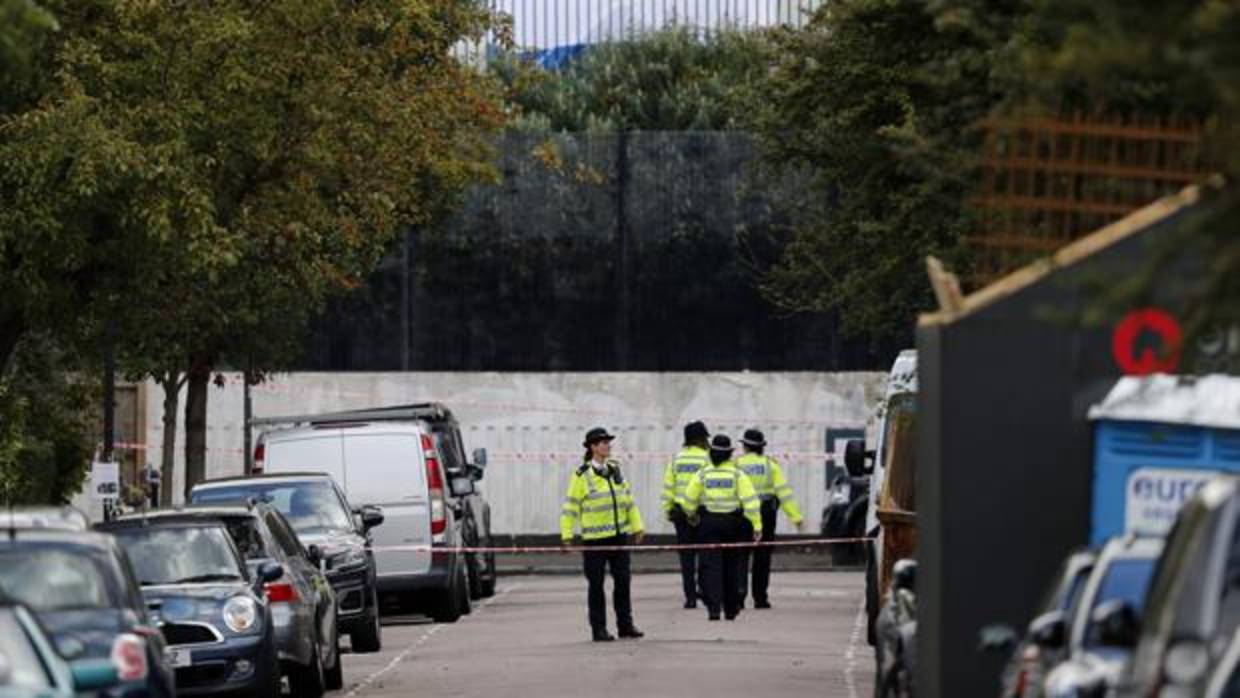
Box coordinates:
[1112,308,1183,375]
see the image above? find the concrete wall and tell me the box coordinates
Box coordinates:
[136,372,884,534]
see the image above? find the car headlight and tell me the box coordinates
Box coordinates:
[1163,640,1209,686]
[331,547,367,570]
[223,596,258,633]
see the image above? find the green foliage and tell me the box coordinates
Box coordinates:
[752,0,1024,341]
[0,0,57,110]
[1016,0,1240,345]
[496,26,775,132]
[0,335,94,505]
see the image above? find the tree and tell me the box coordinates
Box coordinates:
[2,0,503,497]
[750,0,1025,342]
[495,26,775,132]
[1015,0,1240,344]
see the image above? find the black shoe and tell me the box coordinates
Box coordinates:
[592,630,615,642]
[618,627,644,639]
[725,612,738,620]
[708,613,720,621]
[755,600,772,609]
[683,600,697,609]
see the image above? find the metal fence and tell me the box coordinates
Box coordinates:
[458,0,825,65]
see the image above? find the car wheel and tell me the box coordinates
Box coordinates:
[289,637,325,698]
[467,552,483,600]
[324,636,344,691]
[479,554,497,599]
[459,566,473,616]
[350,588,383,653]
[430,565,465,623]
[866,544,879,646]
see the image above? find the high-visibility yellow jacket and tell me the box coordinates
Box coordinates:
[560,461,645,542]
[679,460,762,531]
[661,445,710,514]
[736,452,803,525]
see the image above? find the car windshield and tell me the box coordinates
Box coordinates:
[0,609,52,689]
[194,482,353,536]
[111,525,244,586]
[0,548,113,612]
[1084,557,1157,649]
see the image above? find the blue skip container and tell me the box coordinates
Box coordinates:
[1088,375,1240,545]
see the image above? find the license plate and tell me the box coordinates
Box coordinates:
[166,649,193,668]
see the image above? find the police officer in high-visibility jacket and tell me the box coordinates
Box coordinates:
[736,428,804,609]
[661,420,711,609]
[560,427,646,642]
[680,434,762,621]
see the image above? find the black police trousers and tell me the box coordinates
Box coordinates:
[739,499,779,606]
[582,535,635,633]
[669,508,697,603]
[697,511,746,618]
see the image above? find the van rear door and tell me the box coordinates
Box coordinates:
[341,432,431,579]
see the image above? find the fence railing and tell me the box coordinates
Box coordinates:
[458,0,825,66]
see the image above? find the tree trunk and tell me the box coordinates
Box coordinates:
[183,361,211,500]
[157,371,181,507]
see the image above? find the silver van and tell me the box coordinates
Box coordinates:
[250,404,472,623]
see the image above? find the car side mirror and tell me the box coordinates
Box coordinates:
[360,506,384,531]
[70,659,120,692]
[978,624,1019,654]
[844,439,872,477]
[257,561,284,584]
[1030,610,1067,650]
[472,448,488,468]
[1092,599,1139,648]
[892,559,917,592]
[450,476,476,497]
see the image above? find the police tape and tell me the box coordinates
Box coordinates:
[372,536,873,555]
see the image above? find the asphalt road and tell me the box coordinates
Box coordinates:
[338,571,874,698]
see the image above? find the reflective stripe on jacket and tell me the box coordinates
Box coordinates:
[736,453,803,524]
[661,446,709,514]
[678,461,761,531]
[560,463,645,541]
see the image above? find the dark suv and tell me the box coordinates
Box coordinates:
[190,473,384,652]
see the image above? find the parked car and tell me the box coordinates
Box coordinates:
[875,558,917,698]
[1118,476,1240,697]
[1041,536,1163,698]
[0,601,123,698]
[190,473,384,652]
[411,405,496,600]
[166,502,342,696]
[97,512,283,698]
[981,549,1098,698]
[821,443,870,566]
[0,511,175,698]
[250,403,475,622]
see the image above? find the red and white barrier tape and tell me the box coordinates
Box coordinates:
[374,536,872,555]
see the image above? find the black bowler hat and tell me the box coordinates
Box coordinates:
[709,434,734,453]
[583,427,616,448]
[740,429,766,448]
[683,421,710,443]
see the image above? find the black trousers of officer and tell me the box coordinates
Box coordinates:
[670,508,697,603]
[697,511,746,618]
[582,534,635,633]
[739,499,779,606]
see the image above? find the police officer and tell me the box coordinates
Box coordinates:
[736,428,804,609]
[661,420,711,609]
[680,434,762,621]
[560,427,646,642]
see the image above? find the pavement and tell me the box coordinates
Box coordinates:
[338,571,874,698]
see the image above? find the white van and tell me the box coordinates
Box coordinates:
[250,405,472,622]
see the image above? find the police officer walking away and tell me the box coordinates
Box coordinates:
[680,434,762,621]
[660,420,711,609]
[560,428,646,642]
[736,428,804,609]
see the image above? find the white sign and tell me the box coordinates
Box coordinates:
[91,461,120,501]
[1125,467,1215,536]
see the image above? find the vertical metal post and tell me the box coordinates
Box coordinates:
[102,327,116,521]
[615,131,631,370]
[243,362,253,475]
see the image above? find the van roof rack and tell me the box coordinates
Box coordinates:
[248,402,454,428]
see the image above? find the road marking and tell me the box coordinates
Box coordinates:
[843,597,866,698]
[346,584,522,697]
